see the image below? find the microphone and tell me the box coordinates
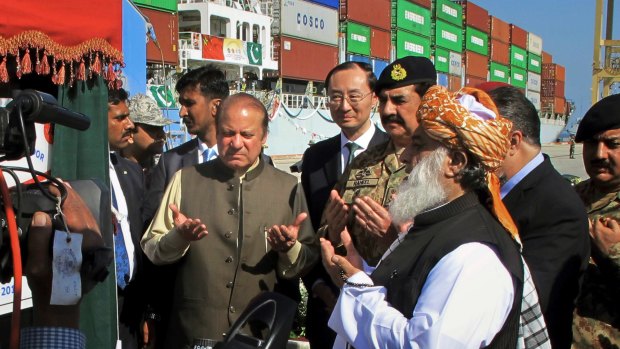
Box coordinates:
[9,90,90,130]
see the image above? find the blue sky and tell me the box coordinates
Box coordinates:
[474,0,615,119]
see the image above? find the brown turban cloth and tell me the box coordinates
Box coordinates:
[417,85,519,240]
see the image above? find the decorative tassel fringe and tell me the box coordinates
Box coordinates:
[52,62,65,85]
[104,62,116,82]
[40,50,50,75]
[76,59,86,81]
[91,53,101,75]
[21,49,32,75]
[15,54,21,79]
[0,57,8,83]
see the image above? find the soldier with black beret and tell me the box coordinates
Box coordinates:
[573,94,620,348]
[319,56,436,266]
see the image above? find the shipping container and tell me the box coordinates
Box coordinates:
[341,0,391,31]
[542,51,552,64]
[509,24,527,48]
[449,51,463,76]
[371,28,391,60]
[281,0,339,45]
[434,0,463,27]
[438,72,449,87]
[464,50,488,78]
[528,53,542,74]
[392,0,432,37]
[133,0,176,12]
[306,0,339,8]
[510,67,527,89]
[280,36,338,81]
[434,19,463,53]
[527,32,543,55]
[141,7,179,65]
[489,62,510,83]
[489,16,510,43]
[456,1,489,33]
[465,26,489,56]
[347,53,371,64]
[410,0,432,9]
[541,79,565,98]
[510,45,527,69]
[465,74,486,87]
[541,96,566,114]
[394,30,431,58]
[433,47,451,74]
[373,58,389,76]
[345,22,371,56]
[525,90,541,111]
[449,74,462,91]
[542,63,566,81]
[489,39,509,65]
[527,72,541,92]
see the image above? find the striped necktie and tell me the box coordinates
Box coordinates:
[345,142,361,165]
[111,187,130,289]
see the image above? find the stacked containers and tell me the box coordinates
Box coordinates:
[391,0,432,63]
[541,63,567,114]
[341,0,392,76]
[459,1,489,88]
[432,0,463,90]
[526,32,543,110]
[509,24,528,92]
[279,0,339,81]
[488,16,510,84]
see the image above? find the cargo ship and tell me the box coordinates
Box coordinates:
[137,0,572,155]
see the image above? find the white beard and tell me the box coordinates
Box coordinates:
[390,147,449,226]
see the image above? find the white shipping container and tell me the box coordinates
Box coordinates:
[449,52,463,76]
[526,90,541,111]
[527,33,543,55]
[527,72,541,92]
[281,0,339,46]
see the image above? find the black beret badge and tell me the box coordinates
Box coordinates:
[391,64,407,81]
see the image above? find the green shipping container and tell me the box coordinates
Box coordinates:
[528,53,542,74]
[510,66,527,88]
[133,0,177,12]
[489,62,510,83]
[393,0,432,37]
[394,30,431,59]
[434,20,463,53]
[510,45,527,69]
[433,47,451,73]
[435,0,463,27]
[346,22,371,56]
[465,27,489,56]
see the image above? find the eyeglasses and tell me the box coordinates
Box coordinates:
[327,91,373,106]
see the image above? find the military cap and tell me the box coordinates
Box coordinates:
[128,94,173,127]
[375,56,437,93]
[575,94,620,142]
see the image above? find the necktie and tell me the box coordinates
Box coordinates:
[345,142,361,166]
[202,148,213,163]
[111,187,130,290]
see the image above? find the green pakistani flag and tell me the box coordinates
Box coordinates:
[247,42,262,65]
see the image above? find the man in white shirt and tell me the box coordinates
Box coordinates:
[321,86,549,348]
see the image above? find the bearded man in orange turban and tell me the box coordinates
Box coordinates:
[320,86,550,349]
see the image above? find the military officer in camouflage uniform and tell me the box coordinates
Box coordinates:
[320,56,437,266]
[572,94,620,348]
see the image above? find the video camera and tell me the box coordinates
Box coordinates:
[0,89,94,283]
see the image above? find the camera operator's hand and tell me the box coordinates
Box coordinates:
[25,184,104,328]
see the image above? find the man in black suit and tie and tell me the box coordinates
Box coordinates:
[107,88,148,348]
[300,61,389,348]
[483,84,590,349]
[143,66,229,223]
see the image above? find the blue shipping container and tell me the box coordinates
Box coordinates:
[373,59,389,77]
[347,54,371,64]
[306,0,338,9]
[437,73,449,88]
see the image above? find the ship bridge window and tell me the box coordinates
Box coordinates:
[179,10,201,33]
[210,15,229,37]
[252,24,259,43]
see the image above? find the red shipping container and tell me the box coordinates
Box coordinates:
[541,79,565,98]
[141,7,179,65]
[449,75,463,91]
[341,0,391,31]
[489,16,509,43]
[465,75,487,87]
[371,27,391,60]
[409,0,432,8]
[542,63,566,81]
[489,39,509,65]
[464,50,488,79]
[542,51,552,64]
[457,1,490,33]
[510,24,527,49]
[280,36,338,81]
[541,96,567,114]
